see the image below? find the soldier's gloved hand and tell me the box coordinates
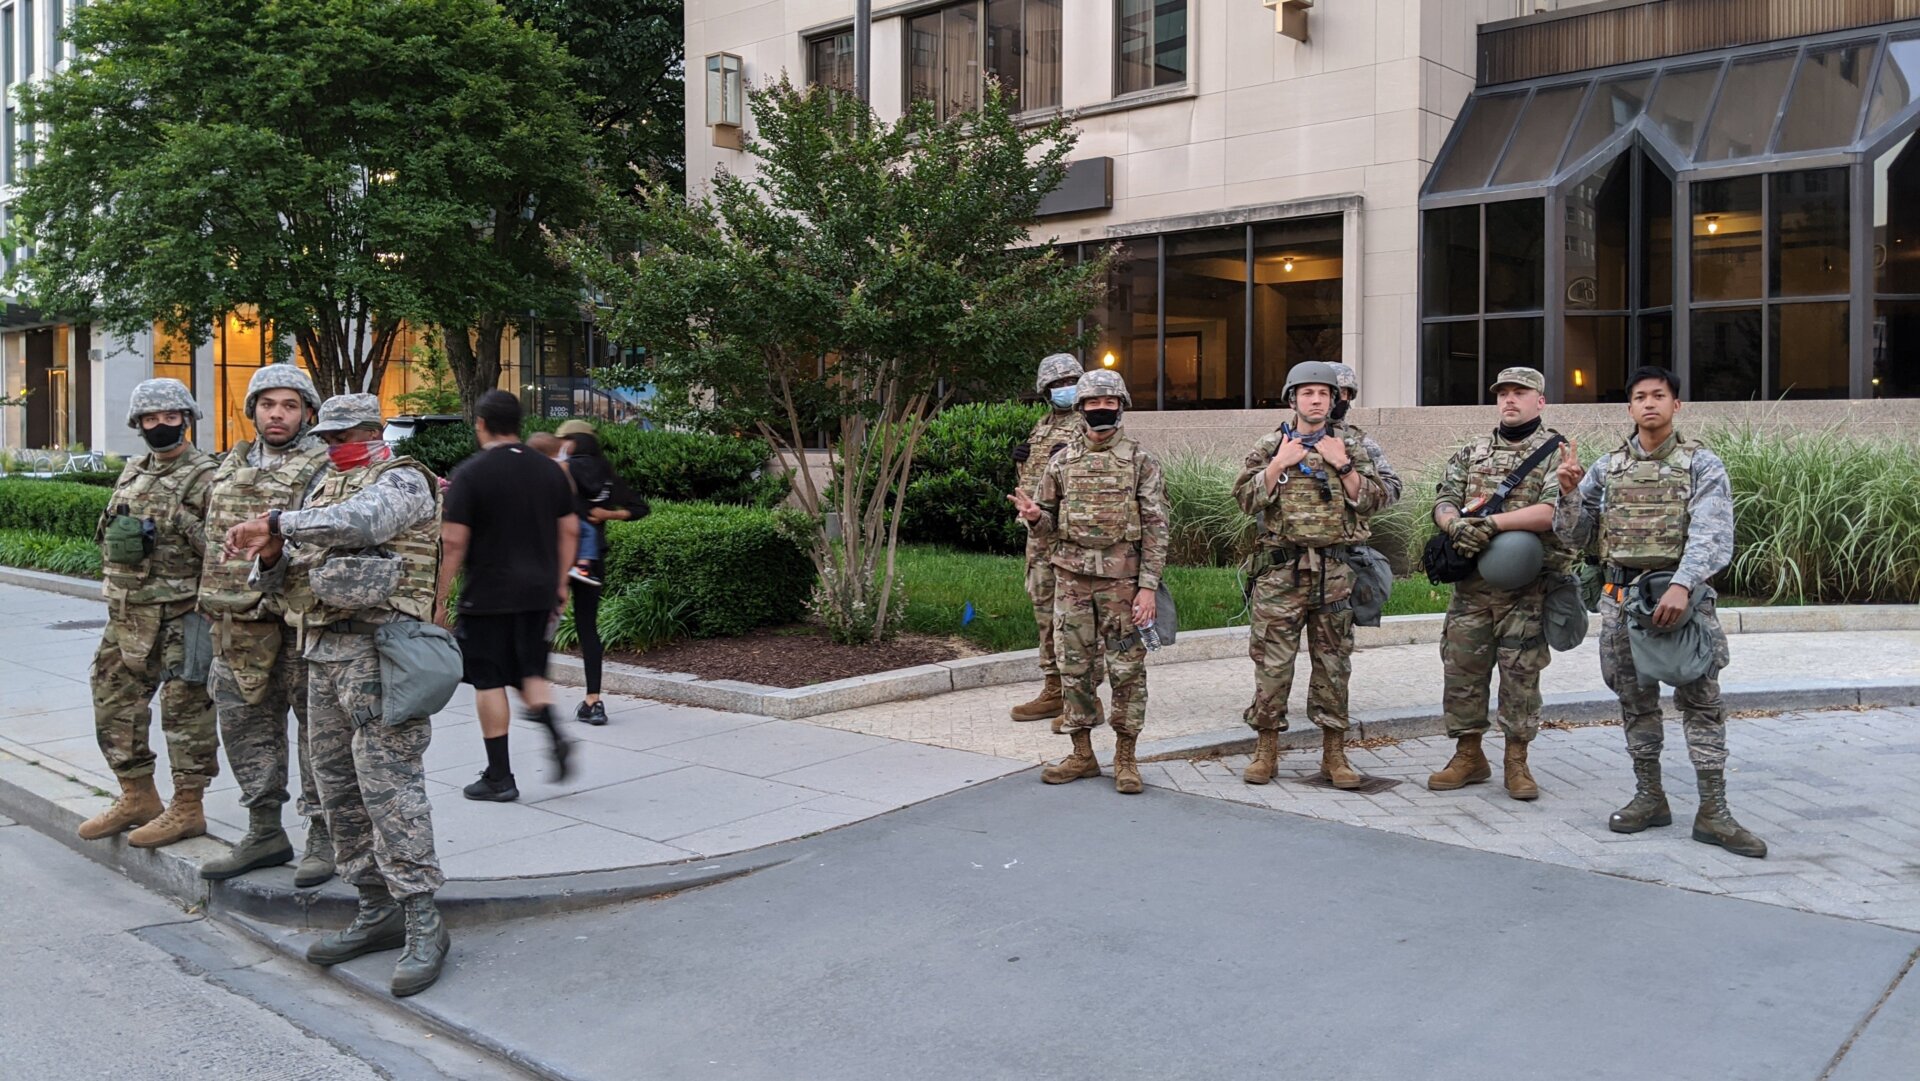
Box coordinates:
[1010,442,1031,463]
[1449,517,1496,558]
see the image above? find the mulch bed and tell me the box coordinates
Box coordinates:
[588,626,973,688]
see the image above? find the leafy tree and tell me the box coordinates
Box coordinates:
[12,0,592,400]
[560,80,1109,643]
[392,329,465,415]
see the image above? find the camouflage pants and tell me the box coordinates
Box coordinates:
[211,620,320,820]
[1441,578,1551,741]
[1025,549,1104,684]
[1599,595,1731,770]
[1053,569,1146,736]
[1244,554,1353,733]
[307,648,443,898]
[90,607,218,788]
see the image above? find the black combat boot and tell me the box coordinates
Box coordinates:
[1692,769,1768,859]
[390,894,451,997]
[1608,758,1673,833]
[306,883,406,965]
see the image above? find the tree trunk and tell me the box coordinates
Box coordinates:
[443,318,506,418]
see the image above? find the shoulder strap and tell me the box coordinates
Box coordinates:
[1484,434,1565,514]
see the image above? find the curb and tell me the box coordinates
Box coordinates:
[0,564,105,601]
[1133,678,1920,763]
[0,748,786,929]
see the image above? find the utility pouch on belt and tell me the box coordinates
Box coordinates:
[178,611,214,685]
[1339,545,1395,628]
[104,512,155,566]
[1239,546,1296,601]
[1541,573,1590,652]
[217,619,285,705]
[309,555,402,611]
[374,620,464,726]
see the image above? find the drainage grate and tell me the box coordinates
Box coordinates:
[1293,771,1402,794]
[47,620,107,631]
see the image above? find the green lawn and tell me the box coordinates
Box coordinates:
[895,544,1453,653]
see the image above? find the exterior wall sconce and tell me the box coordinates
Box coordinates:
[706,53,745,150]
[1263,0,1312,43]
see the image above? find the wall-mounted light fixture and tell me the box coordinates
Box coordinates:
[1263,0,1313,43]
[706,53,745,150]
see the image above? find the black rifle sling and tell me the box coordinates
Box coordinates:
[1481,434,1566,516]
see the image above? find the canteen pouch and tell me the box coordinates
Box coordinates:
[177,611,214,684]
[309,555,403,611]
[104,513,155,566]
[1422,532,1478,585]
[1341,545,1395,628]
[216,618,285,705]
[374,620,464,725]
[1541,572,1590,652]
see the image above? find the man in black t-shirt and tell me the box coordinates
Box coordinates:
[434,390,578,802]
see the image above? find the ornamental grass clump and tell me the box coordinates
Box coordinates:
[1160,450,1257,568]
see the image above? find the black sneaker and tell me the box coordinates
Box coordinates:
[462,771,519,802]
[525,705,571,781]
[575,700,609,727]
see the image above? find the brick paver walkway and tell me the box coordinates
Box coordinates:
[1141,706,1920,931]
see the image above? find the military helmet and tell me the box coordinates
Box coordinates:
[1477,530,1545,590]
[1034,352,1085,396]
[1328,362,1359,399]
[125,378,202,429]
[1074,368,1131,409]
[243,362,322,418]
[1282,361,1342,404]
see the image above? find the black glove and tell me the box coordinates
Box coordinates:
[1010,442,1031,463]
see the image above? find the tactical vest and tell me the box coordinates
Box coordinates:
[1600,434,1698,571]
[284,456,442,635]
[1018,411,1084,495]
[1051,435,1144,579]
[100,447,216,607]
[1258,430,1374,549]
[199,439,329,619]
[1457,428,1574,572]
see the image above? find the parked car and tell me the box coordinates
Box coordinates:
[382,413,465,446]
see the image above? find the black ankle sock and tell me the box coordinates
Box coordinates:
[483,735,512,780]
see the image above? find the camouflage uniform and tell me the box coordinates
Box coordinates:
[1018,406,1089,680]
[1027,430,1170,737]
[1335,424,1402,507]
[1434,426,1570,741]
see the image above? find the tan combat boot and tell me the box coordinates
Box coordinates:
[127,784,207,848]
[1113,732,1143,795]
[77,776,164,841]
[1427,733,1492,791]
[1041,729,1101,785]
[1503,737,1540,801]
[1010,675,1065,723]
[1243,730,1281,786]
[1321,728,1364,789]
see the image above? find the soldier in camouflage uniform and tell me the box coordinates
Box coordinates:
[1428,367,1569,801]
[1009,369,1169,795]
[198,364,336,886]
[1009,353,1098,728]
[1327,363,1403,506]
[1233,361,1389,789]
[230,394,453,995]
[1554,366,1766,859]
[77,379,220,848]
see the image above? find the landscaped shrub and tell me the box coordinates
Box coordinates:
[0,478,111,539]
[553,578,691,652]
[0,528,103,578]
[398,420,787,507]
[602,502,815,638]
[890,401,1045,555]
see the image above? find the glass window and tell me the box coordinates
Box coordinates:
[907,13,940,114]
[1873,134,1920,295]
[1116,0,1185,95]
[1251,217,1342,408]
[1422,321,1479,406]
[1162,227,1246,410]
[2,106,12,186]
[1771,168,1849,298]
[1776,41,1876,153]
[1093,239,1159,410]
[151,323,195,393]
[213,308,269,450]
[808,32,855,95]
[1421,206,1479,317]
[1641,155,1675,308]
[908,2,1062,120]
[1697,52,1797,161]
[1562,74,1652,170]
[1646,62,1722,157]
[3,7,14,88]
[1428,92,1525,193]
[942,3,978,119]
[1864,33,1920,138]
[1564,155,1630,312]
[1771,302,1849,398]
[1485,199,1544,313]
[20,0,29,80]
[1872,300,1920,397]
[1491,84,1588,186]
[1022,0,1061,111]
[1690,306,1763,400]
[1563,316,1628,403]
[1692,175,1763,302]
[1484,317,1543,373]
[1639,312,1674,373]
[986,1,1023,107]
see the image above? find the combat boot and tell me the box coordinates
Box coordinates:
[1427,733,1492,791]
[1691,769,1768,859]
[127,784,206,848]
[307,883,406,965]
[1112,732,1143,795]
[76,776,163,840]
[293,817,337,888]
[390,895,451,998]
[1041,729,1101,784]
[199,804,294,880]
[1243,730,1281,786]
[1010,675,1064,723]
[1321,728,1364,789]
[1608,758,1673,833]
[1503,737,1540,802]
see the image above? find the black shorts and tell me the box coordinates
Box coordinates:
[456,610,552,690]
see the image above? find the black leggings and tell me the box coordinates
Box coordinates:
[570,559,604,695]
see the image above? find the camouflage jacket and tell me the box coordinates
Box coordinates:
[1335,421,1403,507]
[1435,425,1572,572]
[98,446,217,611]
[198,435,328,621]
[1233,423,1388,549]
[1028,429,1170,589]
[1554,429,1734,592]
[1018,409,1085,557]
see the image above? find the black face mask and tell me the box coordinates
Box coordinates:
[1083,408,1121,431]
[141,422,187,451]
[1331,398,1351,423]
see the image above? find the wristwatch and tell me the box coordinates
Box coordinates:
[1334,462,1355,477]
[267,509,282,537]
